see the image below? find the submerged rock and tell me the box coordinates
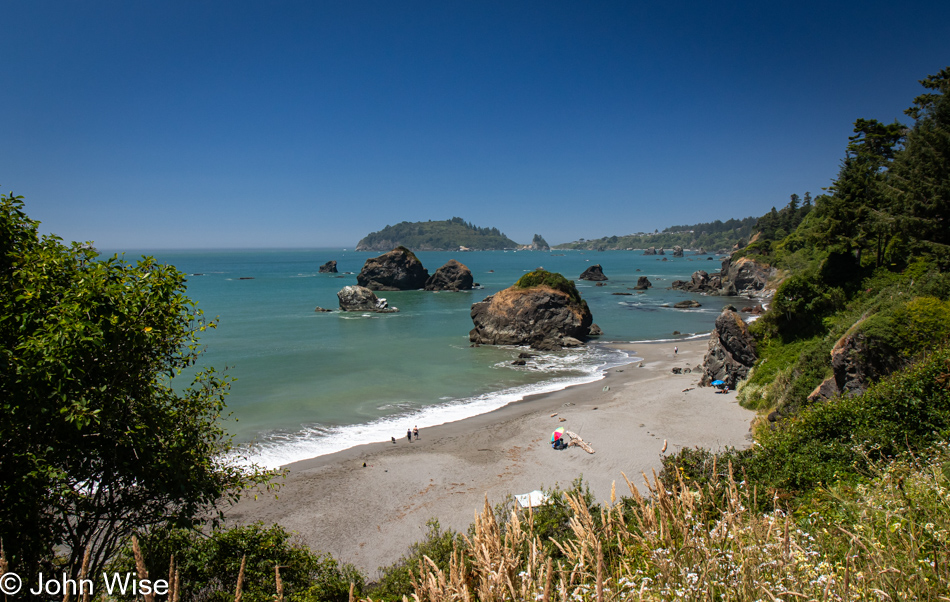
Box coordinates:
[469,269,593,350]
[357,246,429,291]
[425,259,474,291]
[674,300,701,308]
[337,285,399,313]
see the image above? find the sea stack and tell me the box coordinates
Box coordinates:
[319,260,338,273]
[469,269,593,350]
[579,264,608,281]
[357,246,429,291]
[337,285,399,313]
[425,259,474,291]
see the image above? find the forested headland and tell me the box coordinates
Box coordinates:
[554,216,761,252]
[355,217,520,251]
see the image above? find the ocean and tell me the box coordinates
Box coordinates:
[108,248,737,468]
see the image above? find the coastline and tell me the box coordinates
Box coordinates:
[225,337,756,577]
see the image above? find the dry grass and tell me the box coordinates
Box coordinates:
[353,449,950,602]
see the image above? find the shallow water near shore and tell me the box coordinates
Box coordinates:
[105,248,738,467]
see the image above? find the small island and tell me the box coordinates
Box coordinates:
[355,217,520,251]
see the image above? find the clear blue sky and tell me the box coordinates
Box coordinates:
[2,1,948,248]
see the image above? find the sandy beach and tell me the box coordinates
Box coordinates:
[225,337,755,577]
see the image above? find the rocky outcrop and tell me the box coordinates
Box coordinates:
[719,256,774,296]
[700,308,756,388]
[672,246,684,257]
[643,247,657,256]
[807,376,840,403]
[425,259,474,291]
[469,270,593,350]
[319,260,338,273]
[633,276,652,290]
[357,247,429,291]
[808,319,904,401]
[671,270,722,294]
[589,324,603,336]
[579,264,608,281]
[337,285,399,313]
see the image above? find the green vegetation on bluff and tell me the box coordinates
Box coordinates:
[356,217,519,251]
[554,216,759,251]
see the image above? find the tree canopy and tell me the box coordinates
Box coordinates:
[0,192,274,581]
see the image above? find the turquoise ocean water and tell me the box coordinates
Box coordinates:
[109,249,736,468]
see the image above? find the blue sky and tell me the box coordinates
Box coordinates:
[2,1,948,248]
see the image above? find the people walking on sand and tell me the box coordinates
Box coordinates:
[413,425,419,440]
[391,436,396,444]
[674,346,678,355]
[407,428,412,442]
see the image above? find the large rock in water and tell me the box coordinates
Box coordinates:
[700,308,756,388]
[319,260,338,273]
[633,276,652,290]
[425,259,474,291]
[579,264,608,281]
[672,246,684,257]
[337,285,399,313]
[357,246,429,291]
[469,269,593,350]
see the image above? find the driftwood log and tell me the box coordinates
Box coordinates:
[566,430,595,454]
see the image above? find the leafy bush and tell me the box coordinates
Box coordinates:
[114,523,363,602]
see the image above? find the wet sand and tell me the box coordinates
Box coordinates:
[225,337,754,577]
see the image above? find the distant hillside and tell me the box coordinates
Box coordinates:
[355,217,520,251]
[553,217,759,252]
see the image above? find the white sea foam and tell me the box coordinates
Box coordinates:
[626,332,710,344]
[232,345,635,469]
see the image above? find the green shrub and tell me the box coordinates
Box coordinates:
[113,523,363,602]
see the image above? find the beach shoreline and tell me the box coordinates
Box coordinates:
[225,337,756,577]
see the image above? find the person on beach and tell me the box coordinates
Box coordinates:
[674,346,678,355]
[391,436,396,444]
[407,428,412,443]
[413,426,419,440]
